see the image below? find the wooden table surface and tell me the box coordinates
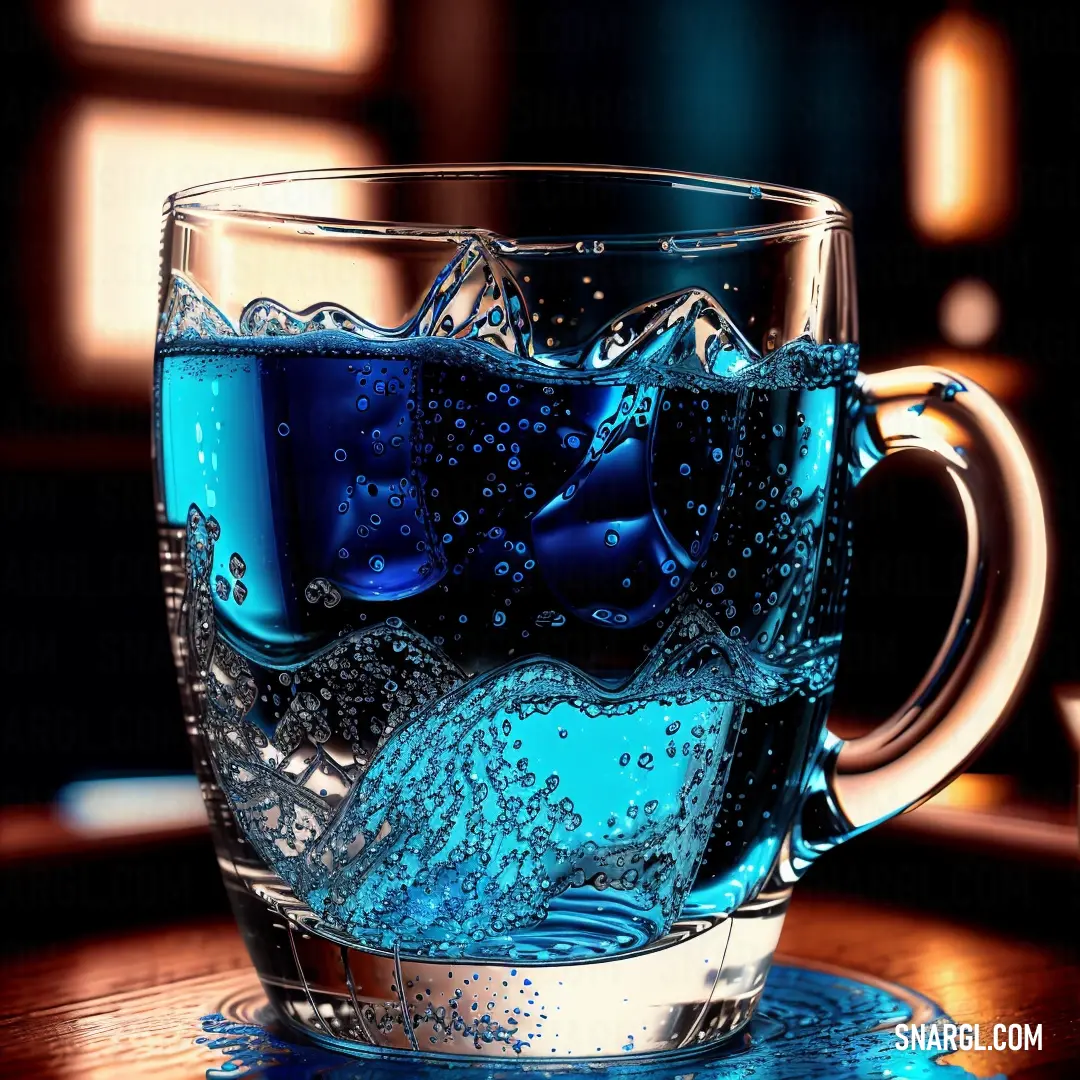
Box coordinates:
[1,890,1076,1079]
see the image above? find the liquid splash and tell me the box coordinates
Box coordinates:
[195,963,1004,1080]
[186,503,838,959]
[159,235,857,392]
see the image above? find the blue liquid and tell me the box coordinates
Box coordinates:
[157,257,858,959]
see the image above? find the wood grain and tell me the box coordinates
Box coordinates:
[0,892,1076,1078]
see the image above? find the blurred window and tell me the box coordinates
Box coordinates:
[43,0,387,398]
[59,98,377,393]
[62,0,386,85]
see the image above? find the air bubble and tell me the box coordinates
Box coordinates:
[277,422,290,436]
[369,555,386,572]
[604,529,620,547]
[304,577,340,608]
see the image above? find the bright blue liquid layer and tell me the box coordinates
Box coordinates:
[160,325,856,959]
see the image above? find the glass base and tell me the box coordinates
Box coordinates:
[224,866,789,1061]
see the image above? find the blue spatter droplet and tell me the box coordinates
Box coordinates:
[453,510,469,526]
[495,561,510,576]
[679,463,691,476]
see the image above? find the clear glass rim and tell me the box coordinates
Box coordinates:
[165,163,851,241]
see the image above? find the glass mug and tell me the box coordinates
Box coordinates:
[154,166,1045,1062]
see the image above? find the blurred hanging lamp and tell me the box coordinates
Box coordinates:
[907,7,1014,244]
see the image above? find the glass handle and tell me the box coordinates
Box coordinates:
[792,366,1048,867]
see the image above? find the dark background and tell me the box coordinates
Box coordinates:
[1,0,1076,940]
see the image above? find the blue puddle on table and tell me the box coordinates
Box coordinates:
[195,963,1004,1080]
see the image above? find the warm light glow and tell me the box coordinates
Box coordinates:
[1054,686,1080,751]
[939,278,1000,348]
[870,351,1029,402]
[908,12,1013,243]
[60,97,378,393]
[64,0,385,80]
[923,773,1015,810]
